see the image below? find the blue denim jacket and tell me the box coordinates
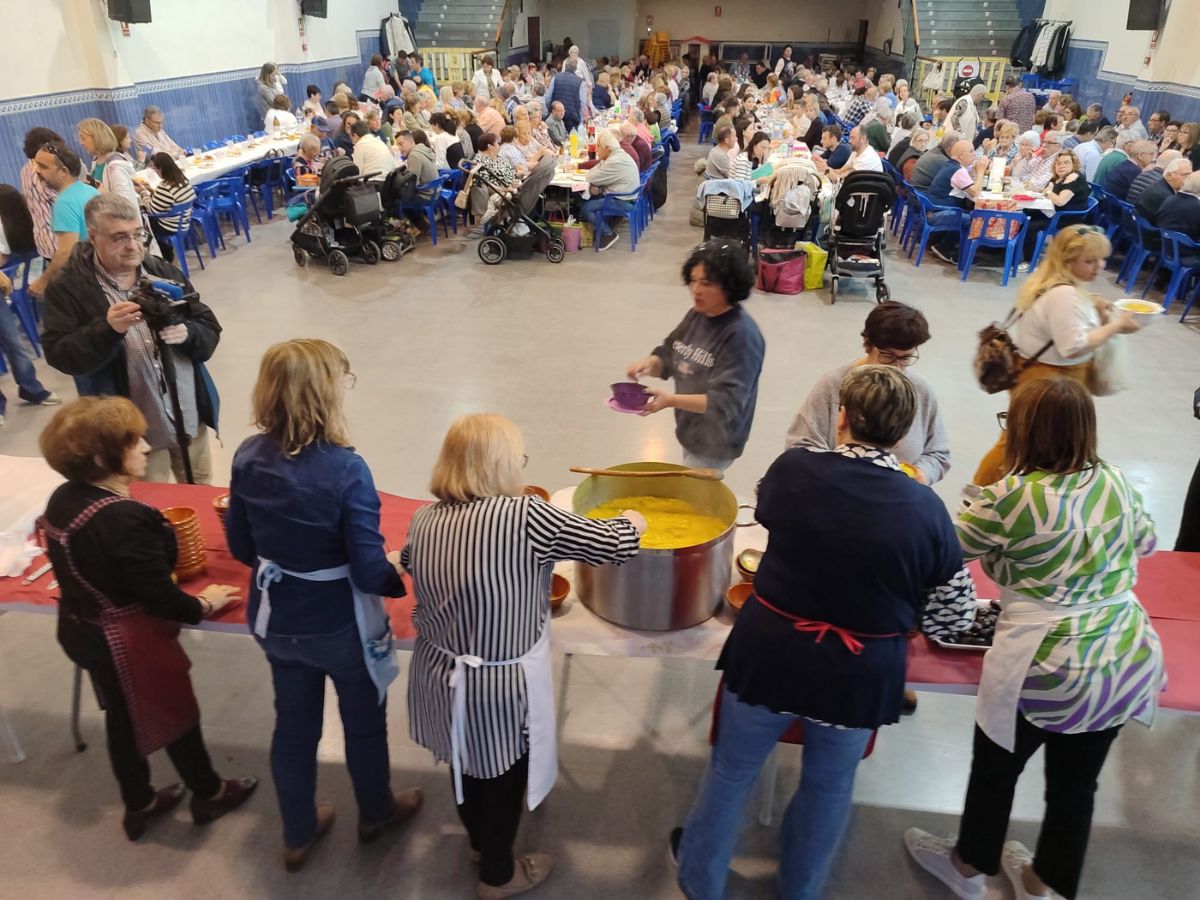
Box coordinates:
[226,435,404,636]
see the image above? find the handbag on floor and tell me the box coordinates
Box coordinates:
[756,248,807,294]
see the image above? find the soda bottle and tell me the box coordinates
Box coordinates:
[587,138,597,161]
[569,130,579,158]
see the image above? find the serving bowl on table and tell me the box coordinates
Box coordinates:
[735,548,761,582]
[725,581,754,612]
[609,381,650,411]
[572,462,749,630]
[549,573,570,610]
[523,484,551,502]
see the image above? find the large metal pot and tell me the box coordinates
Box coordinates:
[572,462,743,631]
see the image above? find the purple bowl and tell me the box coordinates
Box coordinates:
[610,381,650,409]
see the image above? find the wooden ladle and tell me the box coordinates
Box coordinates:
[569,466,724,482]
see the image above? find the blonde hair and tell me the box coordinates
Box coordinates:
[1017,226,1111,311]
[251,339,351,457]
[77,118,117,155]
[430,414,525,503]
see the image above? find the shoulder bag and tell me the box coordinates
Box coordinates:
[973,306,1052,394]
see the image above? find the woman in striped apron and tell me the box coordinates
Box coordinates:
[402,413,645,900]
[906,376,1165,900]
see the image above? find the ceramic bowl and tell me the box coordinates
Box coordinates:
[726,581,754,612]
[549,573,570,609]
[609,381,650,410]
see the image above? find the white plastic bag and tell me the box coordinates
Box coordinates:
[1088,336,1129,396]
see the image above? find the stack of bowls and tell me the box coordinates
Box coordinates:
[163,507,207,582]
[213,494,230,535]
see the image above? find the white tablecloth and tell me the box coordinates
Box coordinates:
[977,191,1055,214]
[0,456,63,577]
[136,137,301,188]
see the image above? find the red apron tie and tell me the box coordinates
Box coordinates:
[754,594,900,656]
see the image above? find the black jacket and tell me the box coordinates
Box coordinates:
[1135,178,1176,228]
[42,242,222,431]
[1157,193,1200,243]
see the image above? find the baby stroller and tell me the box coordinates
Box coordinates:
[290,157,410,276]
[470,156,564,265]
[702,193,752,259]
[827,170,896,303]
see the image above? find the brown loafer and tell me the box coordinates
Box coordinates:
[283,803,336,873]
[357,788,423,844]
[191,776,259,825]
[123,783,186,841]
[477,851,555,899]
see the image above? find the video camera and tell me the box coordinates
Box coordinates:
[132,276,196,332]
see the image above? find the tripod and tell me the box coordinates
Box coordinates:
[155,331,194,485]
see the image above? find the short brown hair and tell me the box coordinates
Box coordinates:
[500,125,517,143]
[430,414,524,503]
[862,301,930,351]
[839,365,917,447]
[251,339,351,457]
[40,397,147,482]
[1003,376,1099,476]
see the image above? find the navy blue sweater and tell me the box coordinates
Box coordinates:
[651,306,765,461]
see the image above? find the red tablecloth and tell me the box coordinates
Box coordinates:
[3,483,1198,713]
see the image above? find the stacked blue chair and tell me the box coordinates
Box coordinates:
[0,253,42,356]
[202,140,223,151]
[438,169,468,232]
[194,176,252,246]
[247,157,285,221]
[398,174,450,245]
[636,162,658,233]
[1144,230,1200,311]
[1088,184,1116,238]
[1026,197,1099,269]
[908,191,966,267]
[144,203,205,279]
[959,210,1029,287]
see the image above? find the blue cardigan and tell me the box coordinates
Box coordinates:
[226,436,404,636]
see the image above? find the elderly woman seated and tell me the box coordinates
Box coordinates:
[978,120,1020,163]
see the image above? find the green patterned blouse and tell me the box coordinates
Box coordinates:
[957,463,1164,734]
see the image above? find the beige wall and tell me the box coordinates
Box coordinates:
[634,0,867,44]
[863,0,904,54]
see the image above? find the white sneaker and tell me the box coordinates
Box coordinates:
[1017,262,1031,273]
[1002,841,1051,899]
[903,828,986,899]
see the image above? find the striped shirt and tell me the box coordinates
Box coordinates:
[143,179,196,232]
[957,463,1165,734]
[20,161,58,259]
[402,495,640,778]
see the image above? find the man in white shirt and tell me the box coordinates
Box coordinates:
[472,56,503,99]
[814,126,883,179]
[567,46,594,87]
[132,106,185,158]
[350,122,397,181]
[1072,122,1102,181]
[948,84,986,143]
[1116,104,1149,146]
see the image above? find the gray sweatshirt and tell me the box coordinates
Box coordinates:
[784,361,951,483]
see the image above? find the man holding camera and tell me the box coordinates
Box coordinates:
[42,194,222,484]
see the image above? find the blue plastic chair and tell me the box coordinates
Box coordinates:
[1144,230,1200,310]
[144,203,205,279]
[591,191,642,252]
[195,177,252,245]
[697,106,716,144]
[251,130,268,139]
[959,210,1029,286]
[637,162,659,230]
[909,191,966,267]
[1021,73,1042,89]
[1088,183,1118,239]
[225,135,247,144]
[881,160,907,234]
[202,140,223,151]
[899,184,923,252]
[438,169,467,233]
[398,175,450,244]
[1118,214,1161,289]
[283,166,315,206]
[247,157,285,220]
[0,253,42,356]
[1026,197,1099,269]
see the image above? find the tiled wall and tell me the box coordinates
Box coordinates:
[1058,39,1200,123]
[0,31,383,189]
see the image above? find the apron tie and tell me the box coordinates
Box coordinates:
[754,594,900,656]
[254,561,284,638]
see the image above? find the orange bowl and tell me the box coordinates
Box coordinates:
[523,485,551,502]
[162,506,198,526]
[549,573,570,609]
[725,581,754,612]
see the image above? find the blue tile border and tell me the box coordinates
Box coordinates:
[1058,39,1200,123]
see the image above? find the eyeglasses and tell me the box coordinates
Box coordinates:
[996,411,1008,431]
[99,228,148,246]
[40,143,69,167]
[877,349,920,367]
[345,372,357,390]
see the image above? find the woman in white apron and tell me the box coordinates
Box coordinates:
[402,414,645,900]
[906,376,1164,900]
[226,340,422,872]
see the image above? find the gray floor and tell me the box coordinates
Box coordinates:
[1,128,1198,899]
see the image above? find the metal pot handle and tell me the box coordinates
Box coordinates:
[735,502,757,528]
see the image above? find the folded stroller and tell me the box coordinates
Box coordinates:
[827,170,896,303]
[470,156,565,265]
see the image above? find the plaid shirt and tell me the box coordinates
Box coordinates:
[20,161,58,259]
[997,89,1037,132]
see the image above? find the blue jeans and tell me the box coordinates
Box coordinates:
[580,196,633,240]
[257,623,393,848]
[678,687,873,900]
[0,300,49,415]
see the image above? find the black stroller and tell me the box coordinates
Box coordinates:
[702,192,753,259]
[469,156,565,265]
[290,157,411,276]
[827,170,896,303]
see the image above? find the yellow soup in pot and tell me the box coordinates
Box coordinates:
[586,496,727,550]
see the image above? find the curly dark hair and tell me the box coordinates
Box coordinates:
[861,301,930,351]
[680,241,755,305]
[23,127,63,161]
